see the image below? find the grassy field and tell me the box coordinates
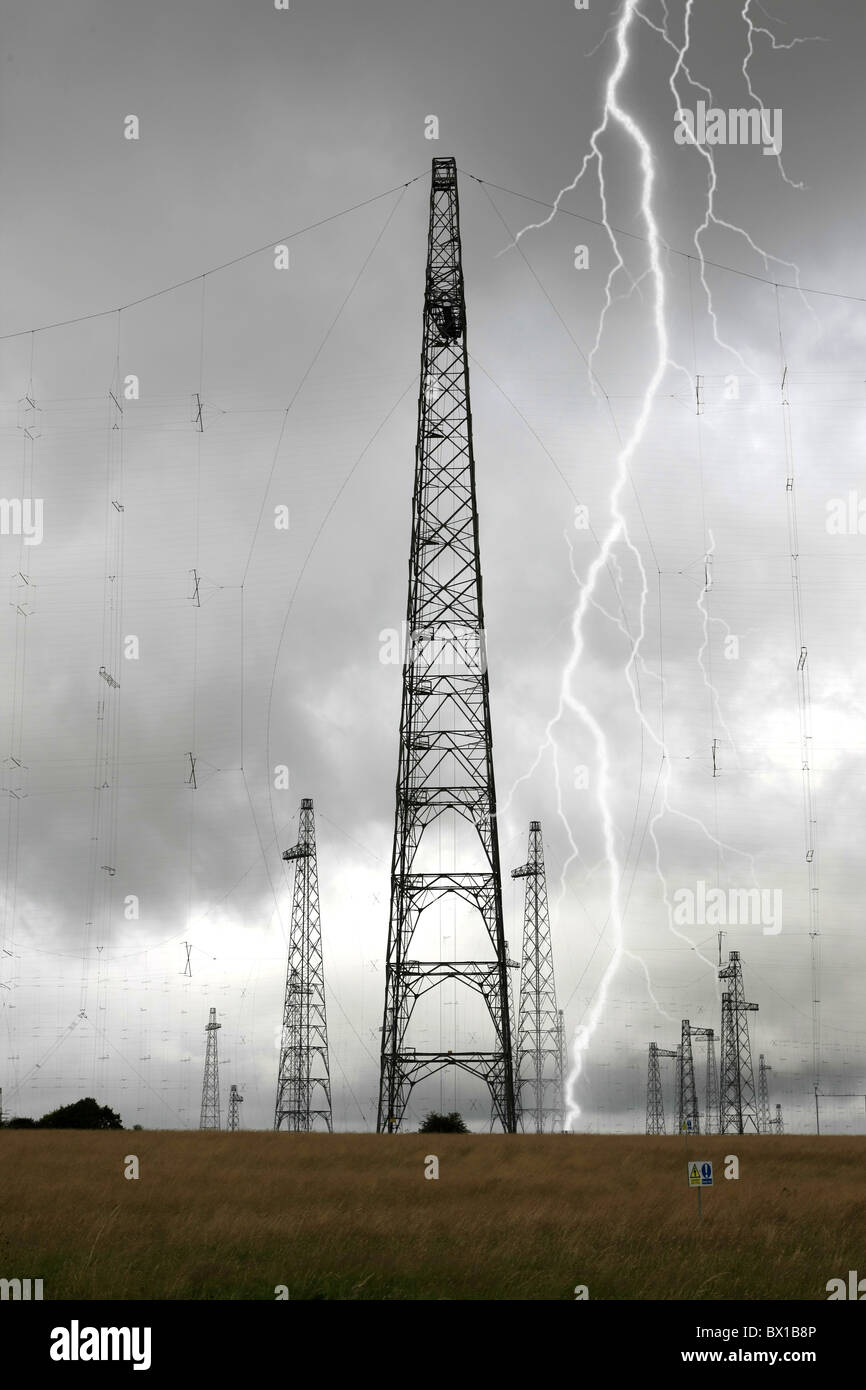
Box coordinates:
[0,1132,862,1300]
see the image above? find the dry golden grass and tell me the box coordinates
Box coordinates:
[0,1132,862,1300]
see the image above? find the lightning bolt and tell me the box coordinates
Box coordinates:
[580,544,749,981]
[741,0,826,192]
[508,0,671,1130]
[637,0,821,349]
[506,0,815,1130]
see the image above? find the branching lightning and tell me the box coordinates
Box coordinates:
[507,0,816,1129]
[509,0,671,1128]
[741,0,826,192]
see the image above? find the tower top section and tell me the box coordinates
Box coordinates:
[432,156,457,187]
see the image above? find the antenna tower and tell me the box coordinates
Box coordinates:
[757,1053,773,1134]
[512,821,564,1132]
[275,797,333,1132]
[645,1043,678,1133]
[228,1083,243,1132]
[199,1006,221,1130]
[703,1029,719,1134]
[377,157,516,1133]
[719,950,760,1133]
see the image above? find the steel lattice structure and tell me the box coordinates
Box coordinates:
[275,797,333,1132]
[645,1043,678,1133]
[646,1042,664,1134]
[757,1053,773,1134]
[679,1019,700,1134]
[377,157,516,1133]
[512,821,564,1132]
[648,1027,718,1134]
[199,1006,221,1130]
[555,1008,567,1120]
[679,1021,716,1134]
[704,1029,719,1135]
[719,949,760,1133]
[228,1083,243,1132]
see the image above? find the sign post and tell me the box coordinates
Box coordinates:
[688,1160,713,1221]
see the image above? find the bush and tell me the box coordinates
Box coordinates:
[418,1111,469,1134]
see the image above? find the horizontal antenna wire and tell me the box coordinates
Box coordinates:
[0,175,426,342]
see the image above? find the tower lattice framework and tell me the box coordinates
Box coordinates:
[645,1043,678,1133]
[757,1053,773,1134]
[512,821,564,1132]
[703,1029,719,1135]
[555,1008,567,1124]
[719,949,759,1133]
[199,1006,221,1130]
[679,1021,716,1134]
[275,797,333,1132]
[377,157,516,1133]
[228,1083,243,1132]
[679,1019,700,1133]
[646,1042,664,1134]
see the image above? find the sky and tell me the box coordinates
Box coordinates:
[1,0,866,1132]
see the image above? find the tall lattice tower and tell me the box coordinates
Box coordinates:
[680,1022,716,1134]
[719,949,759,1133]
[646,1043,664,1134]
[228,1084,243,1132]
[199,1007,221,1130]
[773,1102,784,1134]
[704,1029,719,1135]
[512,821,564,1132]
[757,1053,773,1134]
[275,798,333,1132]
[377,157,516,1134]
[646,1043,678,1134]
[555,1008,568,1128]
[679,1020,700,1133]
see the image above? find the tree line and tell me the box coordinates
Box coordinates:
[1,1096,128,1129]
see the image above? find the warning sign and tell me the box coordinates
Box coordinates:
[688,1161,713,1187]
